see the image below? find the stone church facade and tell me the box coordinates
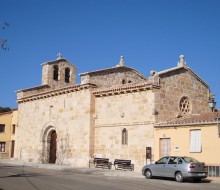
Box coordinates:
[15,55,211,170]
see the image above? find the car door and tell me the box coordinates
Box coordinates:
[164,156,178,177]
[152,157,169,177]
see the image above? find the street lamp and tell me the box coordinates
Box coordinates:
[208,96,216,112]
[208,94,219,137]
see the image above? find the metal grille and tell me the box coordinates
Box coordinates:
[208,166,220,177]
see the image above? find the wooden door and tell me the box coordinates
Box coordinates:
[11,140,15,158]
[49,131,57,163]
[160,138,171,158]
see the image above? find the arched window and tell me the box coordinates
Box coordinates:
[122,128,128,145]
[53,65,59,80]
[65,68,70,83]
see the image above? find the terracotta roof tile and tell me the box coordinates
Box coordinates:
[155,111,220,127]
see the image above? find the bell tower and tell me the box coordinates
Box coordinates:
[41,53,77,88]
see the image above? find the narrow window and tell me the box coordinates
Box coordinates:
[0,124,5,133]
[12,124,16,134]
[65,68,70,83]
[122,79,126,84]
[122,128,128,145]
[190,130,201,152]
[0,142,5,152]
[53,65,59,80]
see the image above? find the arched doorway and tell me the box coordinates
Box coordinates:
[49,130,57,163]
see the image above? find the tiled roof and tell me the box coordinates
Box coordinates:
[154,111,220,127]
[92,81,158,96]
[80,66,147,80]
[0,111,12,115]
[16,84,50,93]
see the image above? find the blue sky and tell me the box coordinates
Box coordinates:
[0,0,219,109]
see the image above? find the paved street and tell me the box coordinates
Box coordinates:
[0,163,220,190]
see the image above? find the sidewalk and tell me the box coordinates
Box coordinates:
[0,159,219,184]
[0,159,142,178]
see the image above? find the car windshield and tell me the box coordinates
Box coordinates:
[181,157,199,163]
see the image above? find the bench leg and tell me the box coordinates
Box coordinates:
[89,162,94,168]
[108,163,112,170]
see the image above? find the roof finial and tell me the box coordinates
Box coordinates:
[178,55,186,67]
[116,56,125,67]
[57,52,62,60]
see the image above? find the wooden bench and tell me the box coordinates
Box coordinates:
[114,159,134,171]
[89,158,112,169]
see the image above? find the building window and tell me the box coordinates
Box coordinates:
[12,124,16,134]
[122,79,126,84]
[122,128,128,145]
[190,130,201,152]
[0,142,5,152]
[53,65,59,80]
[65,67,70,83]
[0,124,5,133]
[179,96,190,115]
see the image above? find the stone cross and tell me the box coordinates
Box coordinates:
[57,53,62,60]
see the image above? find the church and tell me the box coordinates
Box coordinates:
[15,54,211,171]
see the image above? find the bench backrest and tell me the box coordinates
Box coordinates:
[114,159,131,164]
[93,158,109,163]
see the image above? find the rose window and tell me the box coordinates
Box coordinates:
[179,97,190,115]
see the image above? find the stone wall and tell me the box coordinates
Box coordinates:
[81,67,147,88]
[93,90,156,170]
[154,68,210,122]
[15,88,94,167]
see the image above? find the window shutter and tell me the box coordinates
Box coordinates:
[190,130,201,152]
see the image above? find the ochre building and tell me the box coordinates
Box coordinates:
[154,111,220,177]
[15,55,212,170]
[0,109,18,159]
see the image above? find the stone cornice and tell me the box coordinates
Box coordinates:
[17,83,97,104]
[95,121,154,128]
[92,82,160,97]
[16,84,50,93]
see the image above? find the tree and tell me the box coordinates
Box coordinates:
[0,107,12,113]
[0,22,9,51]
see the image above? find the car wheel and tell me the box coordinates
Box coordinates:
[175,172,184,182]
[145,169,152,179]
